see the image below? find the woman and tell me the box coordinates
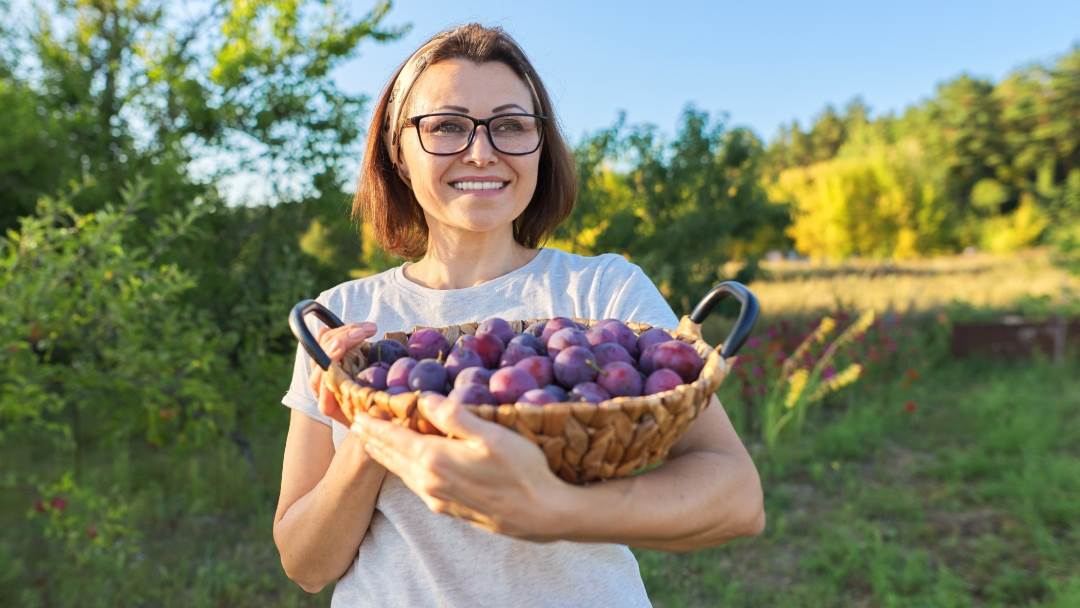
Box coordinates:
[274,23,764,606]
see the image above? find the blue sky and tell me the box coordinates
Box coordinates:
[332,0,1080,144]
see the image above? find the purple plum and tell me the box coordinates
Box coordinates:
[489,367,539,403]
[569,382,611,403]
[516,389,557,406]
[499,343,537,367]
[476,317,516,346]
[644,368,683,395]
[386,357,417,388]
[453,366,493,389]
[553,345,599,388]
[407,328,451,361]
[637,327,673,354]
[515,355,554,387]
[446,383,496,405]
[597,361,644,397]
[650,340,705,383]
[546,327,591,358]
[593,342,634,368]
[408,359,448,392]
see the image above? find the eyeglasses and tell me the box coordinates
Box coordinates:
[403,112,547,156]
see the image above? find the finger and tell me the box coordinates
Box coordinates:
[353,412,427,460]
[320,322,378,360]
[318,380,350,427]
[419,395,497,443]
[355,417,422,479]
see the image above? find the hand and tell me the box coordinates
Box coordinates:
[307,321,378,426]
[352,395,573,541]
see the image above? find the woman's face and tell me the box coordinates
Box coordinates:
[397,59,542,238]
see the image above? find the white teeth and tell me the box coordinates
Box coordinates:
[451,181,507,191]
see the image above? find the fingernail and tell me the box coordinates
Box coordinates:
[360,322,376,332]
[347,328,366,340]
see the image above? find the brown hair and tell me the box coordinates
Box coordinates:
[352,23,577,260]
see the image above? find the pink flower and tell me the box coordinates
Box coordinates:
[746,336,762,349]
[50,496,67,512]
[822,366,836,380]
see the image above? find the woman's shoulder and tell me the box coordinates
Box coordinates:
[539,247,637,277]
[315,265,401,309]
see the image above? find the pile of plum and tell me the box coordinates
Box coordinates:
[353,317,705,406]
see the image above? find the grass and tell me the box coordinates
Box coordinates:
[636,356,1080,607]
[748,248,1079,317]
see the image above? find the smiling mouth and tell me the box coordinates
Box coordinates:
[450,181,510,192]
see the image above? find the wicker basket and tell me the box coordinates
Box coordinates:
[290,281,759,483]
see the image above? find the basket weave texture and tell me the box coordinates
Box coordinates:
[324,315,731,483]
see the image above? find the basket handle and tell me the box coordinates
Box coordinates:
[687,281,760,358]
[288,299,344,371]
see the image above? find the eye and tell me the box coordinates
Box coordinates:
[432,120,467,134]
[492,117,527,133]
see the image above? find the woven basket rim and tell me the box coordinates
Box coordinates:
[329,314,730,421]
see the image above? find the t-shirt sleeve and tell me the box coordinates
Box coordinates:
[601,259,681,330]
[281,293,335,427]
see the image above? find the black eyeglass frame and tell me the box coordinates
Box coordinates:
[403,112,548,156]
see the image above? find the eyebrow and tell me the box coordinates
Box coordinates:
[432,103,529,114]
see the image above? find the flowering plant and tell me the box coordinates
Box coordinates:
[759,310,876,448]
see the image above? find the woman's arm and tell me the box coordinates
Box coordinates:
[540,395,765,551]
[353,393,764,551]
[272,410,387,593]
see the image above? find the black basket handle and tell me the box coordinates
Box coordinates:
[288,299,344,371]
[688,281,760,358]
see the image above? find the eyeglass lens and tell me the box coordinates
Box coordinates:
[416,115,541,154]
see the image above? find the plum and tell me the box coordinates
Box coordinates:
[386,357,417,388]
[516,389,557,406]
[637,327,673,354]
[650,340,705,383]
[644,368,683,395]
[489,367,539,403]
[585,326,616,347]
[370,339,408,365]
[499,343,537,367]
[593,342,634,368]
[444,347,483,381]
[446,383,496,405]
[541,317,578,344]
[553,345,599,388]
[407,328,451,361]
[408,359,448,392]
[453,366,493,389]
[386,385,411,395]
[508,333,546,356]
[596,319,640,357]
[472,332,505,368]
[542,384,569,402]
[569,382,611,403]
[597,361,643,397]
[515,355,554,387]
[524,320,547,338]
[476,317,516,346]
[357,364,388,390]
[546,327,591,359]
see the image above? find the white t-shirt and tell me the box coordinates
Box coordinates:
[282,247,679,607]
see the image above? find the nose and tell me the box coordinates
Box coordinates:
[462,124,498,165]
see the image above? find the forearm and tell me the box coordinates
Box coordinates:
[273,433,388,592]
[550,449,765,552]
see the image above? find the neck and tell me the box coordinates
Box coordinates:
[403,224,540,290]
